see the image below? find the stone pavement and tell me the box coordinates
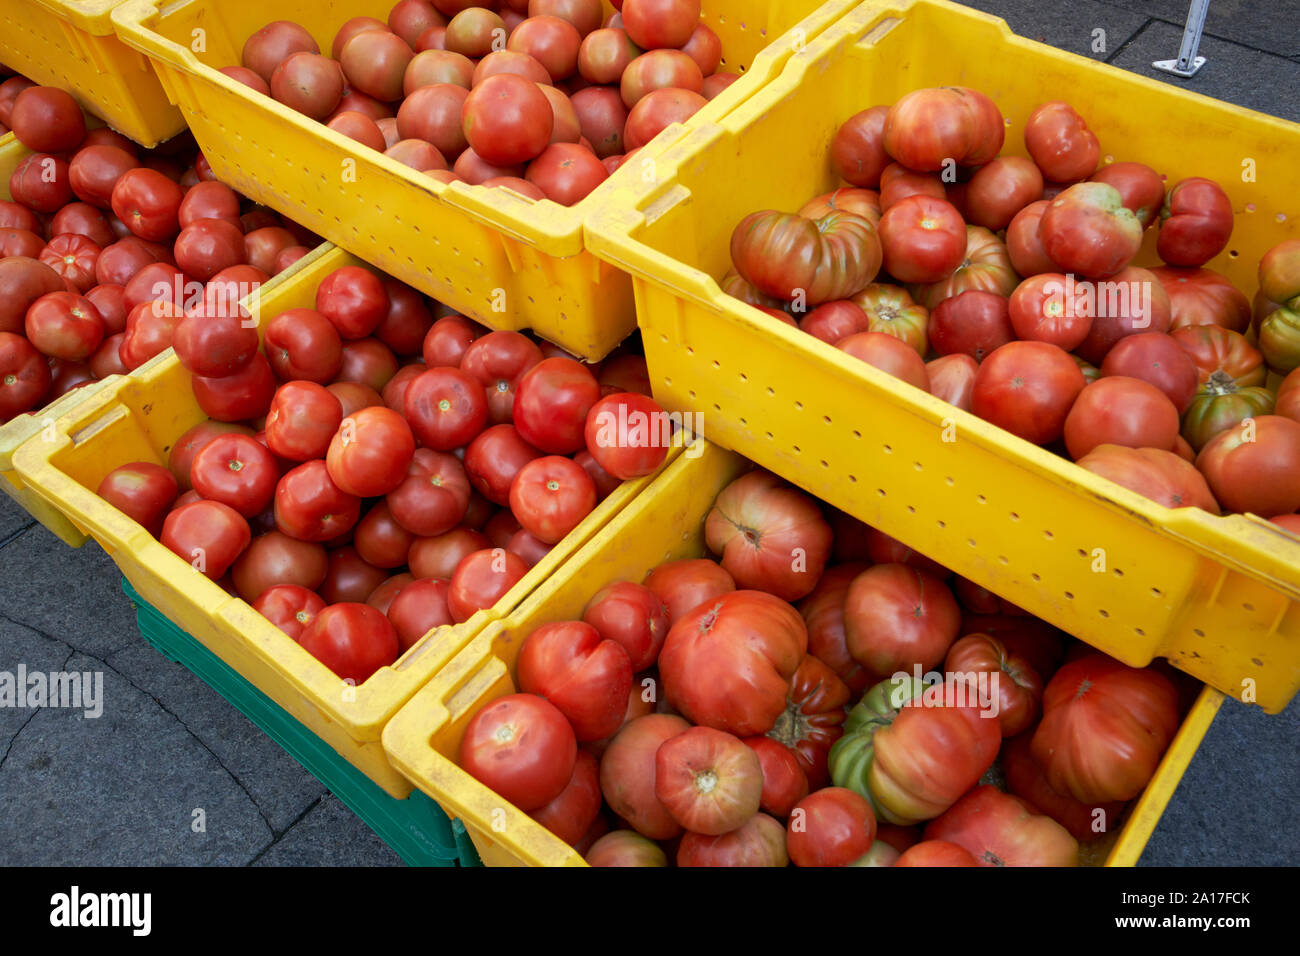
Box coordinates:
[1,1,1298,866]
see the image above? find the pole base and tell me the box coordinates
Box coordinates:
[1152,55,1206,77]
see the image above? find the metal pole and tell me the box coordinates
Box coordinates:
[1153,0,1210,77]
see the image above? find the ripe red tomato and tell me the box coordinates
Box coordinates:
[10,86,85,152]
[965,157,1044,231]
[581,581,669,672]
[191,433,279,518]
[1038,181,1143,279]
[1196,415,1300,516]
[1032,655,1179,803]
[263,308,344,383]
[571,86,629,158]
[508,454,597,544]
[1099,332,1199,414]
[676,812,789,867]
[786,787,876,867]
[172,309,260,378]
[25,291,104,361]
[528,748,602,846]
[1063,376,1180,460]
[929,290,1013,362]
[447,547,529,621]
[925,785,1079,866]
[837,331,930,392]
[463,74,553,165]
[161,500,251,580]
[326,405,415,497]
[622,87,707,151]
[877,195,966,284]
[599,713,690,840]
[843,563,960,677]
[231,530,328,604]
[1008,273,1093,351]
[254,584,327,641]
[1002,733,1126,843]
[513,356,601,453]
[764,654,850,789]
[318,546,390,605]
[831,106,890,189]
[895,840,979,866]
[882,87,1003,171]
[1090,161,1164,228]
[743,735,809,818]
[525,142,608,205]
[111,168,183,242]
[50,203,115,248]
[340,30,413,102]
[971,341,1087,445]
[464,424,543,504]
[944,633,1043,737]
[1023,101,1099,183]
[191,352,276,422]
[1005,199,1056,278]
[9,153,73,212]
[95,461,179,537]
[643,557,735,624]
[1158,177,1233,267]
[39,234,101,292]
[798,300,867,345]
[316,266,389,340]
[654,726,762,835]
[386,447,470,535]
[1076,444,1219,511]
[1074,264,1173,364]
[387,577,454,652]
[297,602,399,684]
[459,330,544,424]
[264,381,344,461]
[731,209,881,305]
[274,460,362,542]
[797,562,871,695]
[659,590,807,736]
[517,620,633,741]
[703,470,831,601]
[461,693,577,810]
[585,830,667,867]
[404,366,489,450]
[168,421,254,491]
[621,0,699,49]
[173,218,246,281]
[583,391,671,480]
[241,19,319,83]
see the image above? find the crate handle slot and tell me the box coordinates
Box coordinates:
[642,184,691,227]
[71,404,127,446]
[857,15,901,46]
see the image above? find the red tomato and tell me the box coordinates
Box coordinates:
[231,531,328,604]
[971,341,1087,445]
[1153,266,1251,334]
[571,86,628,158]
[422,314,483,368]
[1032,655,1179,803]
[461,693,577,810]
[318,547,390,605]
[620,0,698,48]
[1023,101,1099,183]
[796,562,871,695]
[965,157,1044,231]
[643,557,735,624]
[1005,199,1056,278]
[743,735,809,818]
[387,577,454,652]
[1196,415,1300,516]
[581,580,669,672]
[337,337,399,392]
[403,366,488,451]
[518,620,634,741]
[798,300,867,345]
[1090,161,1165,228]
[254,584,326,641]
[659,590,807,736]
[274,460,362,542]
[1074,264,1173,364]
[1100,332,1199,414]
[326,405,415,497]
[316,266,389,340]
[191,352,276,422]
[9,86,84,152]
[882,87,1003,170]
[831,106,890,189]
[703,470,831,602]
[464,424,543,504]
[676,812,789,867]
[447,547,529,621]
[264,308,344,384]
[354,501,417,569]
[191,433,279,518]
[837,331,930,392]
[894,840,980,867]
[731,209,882,306]
[1076,444,1220,511]
[529,749,602,846]
[161,500,251,580]
[926,353,977,411]
[599,713,690,839]
[463,74,553,165]
[786,787,876,867]
[622,87,706,150]
[241,20,319,83]
[513,356,602,453]
[1009,273,1094,351]
[525,142,608,205]
[172,310,260,378]
[386,447,470,535]
[49,203,115,247]
[407,528,488,579]
[1038,182,1143,279]
[765,654,850,789]
[374,279,434,356]
[653,726,762,835]
[38,234,101,292]
[9,153,73,212]
[265,381,344,461]
[877,195,965,284]
[110,168,183,242]
[178,180,242,229]
[1063,376,1180,460]
[584,830,667,866]
[168,421,254,491]
[843,563,959,678]
[172,218,246,282]
[297,602,398,684]
[944,633,1043,737]
[25,291,104,361]
[509,454,597,544]
[1002,733,1126,843]
[243,226,297,275]
[1158,177,1233,267]
[96,461,179,537]
[925,785,1079,866]
[340,30,412,102]
[583,391,672,480]
[459,330,544,424]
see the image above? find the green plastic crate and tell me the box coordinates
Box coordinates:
[123,578,481,868]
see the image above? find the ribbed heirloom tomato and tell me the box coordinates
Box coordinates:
[730,209,882,306]
[925,785,1079,866]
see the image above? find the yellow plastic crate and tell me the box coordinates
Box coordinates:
[13,243,681,797]
[109,0,854,361]
[0,0,184,146]
[585,0,1300,714]
[383,439,1225,866]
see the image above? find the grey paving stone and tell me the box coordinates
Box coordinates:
[0,653,271,866]
[251,793,402,867]
[0,524,140,660]
[1139,693,1300,866]
[0,492,36,545]
[959,0,1150,60]
[1109,19,1300,123]
[1094,0,1300,61]
[107,641,326,835]
[0,617,70,757]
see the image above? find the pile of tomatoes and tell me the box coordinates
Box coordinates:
[726,87,1300,525]
[95,259,672,684]
[222,0,735,205]
[0,80,318,423]
[459,467,1190,866]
